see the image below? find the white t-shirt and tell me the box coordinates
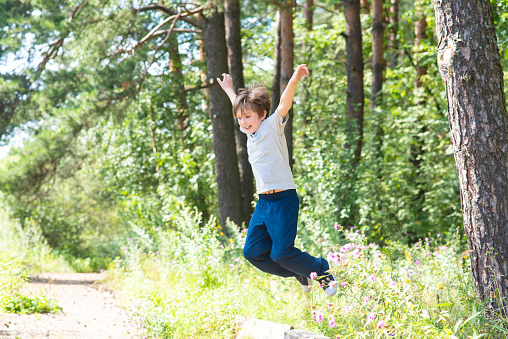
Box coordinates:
[240,110,296,194]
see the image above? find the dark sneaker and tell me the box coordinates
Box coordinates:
[295,274,312,293]
[318,272,337,297]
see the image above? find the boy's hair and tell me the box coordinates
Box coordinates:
[233,83,271,118]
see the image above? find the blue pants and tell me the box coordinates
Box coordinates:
[243,189,328,279]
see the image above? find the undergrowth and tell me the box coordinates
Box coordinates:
[106,208,508,339]
[0,251,61,314]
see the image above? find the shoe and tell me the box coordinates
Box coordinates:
[295,274,313,293]
[318,272,337,297]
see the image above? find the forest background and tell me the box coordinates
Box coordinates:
[2,0,508,337]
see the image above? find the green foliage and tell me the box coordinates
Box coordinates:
[2,294,62,314]
[0,199,72,273]
[0,250,61,314]
[107,208,506,338]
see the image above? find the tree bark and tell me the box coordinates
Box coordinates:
[271,10,282,115]
[388,0,399,69]
[371,0,384,109]
[204,8,245,231]
[302,0,313,128]
[361,0,370,13]
[414,13,427,90]
[169,34,189,132]
[224,0,254,226]
[304,0,314,31]
[280,0,295,169]
[343,0,364,165]
[432,0,508,314]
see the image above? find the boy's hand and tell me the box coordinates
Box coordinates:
[217,73,234,92]
[291,64,310,83]
[217,73,236,105]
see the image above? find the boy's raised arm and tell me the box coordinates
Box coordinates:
[217,73,237,105]
[276,64,310,119]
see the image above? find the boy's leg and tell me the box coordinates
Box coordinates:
[243,200,297,278]
[265,191,329,279]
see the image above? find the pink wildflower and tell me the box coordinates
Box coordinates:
[334,223,340,230]
[341,243,352,252]
[367,274,376,283]
[329,316,336,328]
[343,305,352,313]
[366,313,376,325]
[388,280,397,288]
[316,311,324,323]
[341,282,348,288]
[329,281,336,288]
[310,272,318,280]
[376,320,386,328]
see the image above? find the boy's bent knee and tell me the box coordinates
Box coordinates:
[270,250,295,264]
[243,246,267,262]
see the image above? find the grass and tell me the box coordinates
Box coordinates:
[0,203,64,314]
[0,250,62,314]
[105,209,508,339]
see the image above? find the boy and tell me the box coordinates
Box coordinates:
[217,64,336,296]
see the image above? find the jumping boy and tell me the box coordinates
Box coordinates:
[217,64,336,296]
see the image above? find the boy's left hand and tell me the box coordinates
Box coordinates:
[292,64,310,83]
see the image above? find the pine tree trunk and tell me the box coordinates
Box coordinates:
[304,0,314,30]
[388,0,399,69]
[433,0,508,314]
[204,8,245,231]
[371,0,384,108]
[168,34,189,132]
[280,0,294,169]
[343,0,364,165]
[371,0,385,163]
[271,11,282,115]
[361,0,370,13]
[414,14,427,90]
[224,0,254,226]
[409,8,428,242]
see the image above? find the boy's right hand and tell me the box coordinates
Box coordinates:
[217,73,234,92]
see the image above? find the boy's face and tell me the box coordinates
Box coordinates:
[236,109,267,134]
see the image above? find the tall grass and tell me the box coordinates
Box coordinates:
[0,200,72,274]
[107,208,508,339]
[0,200,64,314]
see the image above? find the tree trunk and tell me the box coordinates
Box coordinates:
[304,0,314,30]
[343,0,364,165]
[414,14,427,90]
[271,10,282,115]
[388,0,399,69]
[361,0,370,13]
[302,0,313,127]
[280,0,295,169]
[224,0,254,226]
[432,0,508,314]
[371,0,384,109]
[204,8,245,231]
[169,34,189,132]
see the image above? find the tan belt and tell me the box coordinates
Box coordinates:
[260,189,286,195]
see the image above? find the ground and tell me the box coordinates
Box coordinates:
[0,273,133,339]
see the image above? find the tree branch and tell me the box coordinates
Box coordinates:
[138,4,204,29]
[136,10,181,94]
[37,3,84,72]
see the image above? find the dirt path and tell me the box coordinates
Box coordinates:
[0,273,134,339]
